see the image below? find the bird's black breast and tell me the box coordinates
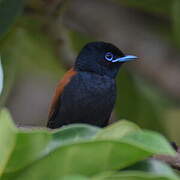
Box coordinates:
[50,72,116,128]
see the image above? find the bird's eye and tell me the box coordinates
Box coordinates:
[105,52,114,62]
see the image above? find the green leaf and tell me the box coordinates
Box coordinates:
[93,159,179,179]
[125,159,178,178]
[95,171,178,180]
[4,124,100,174]
[93,160,179,179]
[121,130,175,155]
[0,0,24,40]
[0,115,176,180]
[4,123,174,179]
[62,175,89,180]
[52,124,100,146]
[95,120,140,140]
[8,140,151,180]
[0,109,16,177]
[4,130,51,173]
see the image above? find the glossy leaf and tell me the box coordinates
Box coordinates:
[0,110,177,179]
[0,109,16,177]
[4,130,51,173]
[95,120,140,140]
[8,141,151,180]
[125,159,178,178]
[4,124,99,174]
[93,160,179,179]
[62,175,89,180]
[3,128,175,179]
[121,130,175,155]
[52,124,100,146]
[96,171,178,180]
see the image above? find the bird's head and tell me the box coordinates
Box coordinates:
[75,41,138,78]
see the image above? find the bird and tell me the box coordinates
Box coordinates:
[47,41,137,129]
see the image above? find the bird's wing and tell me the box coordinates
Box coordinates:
[48,68,77,121]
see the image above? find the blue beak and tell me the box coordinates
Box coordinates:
[112,55,138,63]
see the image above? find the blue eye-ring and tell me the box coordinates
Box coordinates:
[105,52,114,61]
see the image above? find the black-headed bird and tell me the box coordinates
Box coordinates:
[47,42,137,129]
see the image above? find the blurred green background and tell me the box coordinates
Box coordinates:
[0,0,180,143]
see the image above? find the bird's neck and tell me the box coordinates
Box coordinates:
[75,66,121,79]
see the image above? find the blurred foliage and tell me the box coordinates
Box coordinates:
[115,0,180,47]
[115,0,171,15]
[172,0,180,47]
[116,70,168,134]
[0,0,24,40]
[0,0,24,107]
[68,30,95,52]
[0,15,65,107]
[0,109,178,180]
[1,17,64,76]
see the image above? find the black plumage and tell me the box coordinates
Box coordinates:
[47,42,137,129]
